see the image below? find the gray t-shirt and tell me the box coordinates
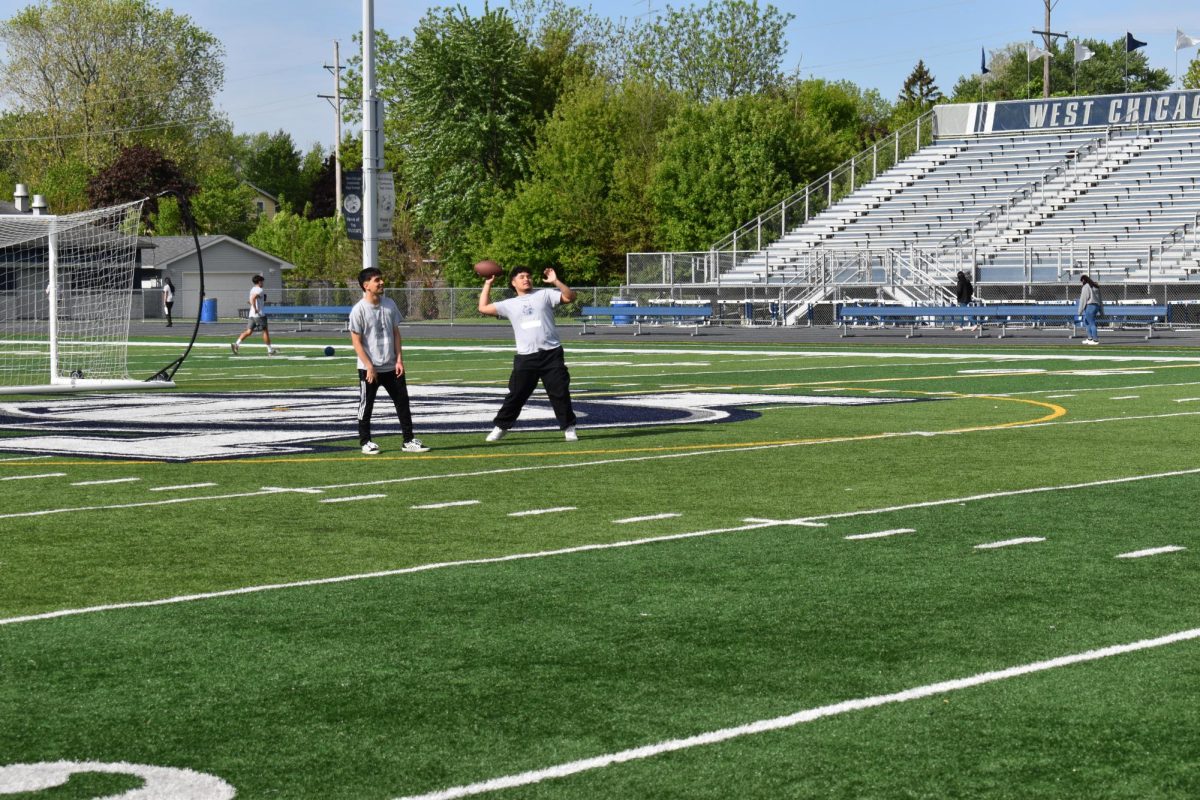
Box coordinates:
[349,296,402,368]
[494,289,562,355]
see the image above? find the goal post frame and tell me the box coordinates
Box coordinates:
[0,197,199,394]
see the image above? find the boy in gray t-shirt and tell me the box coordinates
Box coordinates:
[478,265,578,442]
[348,267,429,455]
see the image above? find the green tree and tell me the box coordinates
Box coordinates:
[0,0,224,190]
[628,0,793,102]
[248,209,358,286]
[393,6,540,274]
[242,131,309,210]
[473,79,677,285]
[649,82,860,250]
[898,60,943,109]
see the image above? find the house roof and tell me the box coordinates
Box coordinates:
[142,235,295,270]
[242,181,279,202]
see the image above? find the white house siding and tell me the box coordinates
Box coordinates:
[149,238,289,321]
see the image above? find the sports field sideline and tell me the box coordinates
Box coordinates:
[1,332,1198,799]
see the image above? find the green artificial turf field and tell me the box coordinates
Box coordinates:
[1,334,1198,799]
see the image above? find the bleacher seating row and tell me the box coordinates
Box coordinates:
[720,123,1200,288]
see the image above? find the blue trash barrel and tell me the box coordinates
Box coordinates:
[200,297,218,323]
[611,298,636,325]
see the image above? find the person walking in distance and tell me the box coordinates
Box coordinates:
[231,275,278,354]
[954,270,974,331]
[478,264,578,442]
[349,267,429,455]
[162,278,175,327]
[1078,274,1104,345]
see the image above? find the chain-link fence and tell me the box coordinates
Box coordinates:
[181,282,1200,331]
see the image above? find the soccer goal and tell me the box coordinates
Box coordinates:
[0,199,174,393]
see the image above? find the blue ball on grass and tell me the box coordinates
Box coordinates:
[323,346,335,357]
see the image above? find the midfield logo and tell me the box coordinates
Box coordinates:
[0,387,922,462]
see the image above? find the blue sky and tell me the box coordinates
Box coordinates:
[10,0,1200,150]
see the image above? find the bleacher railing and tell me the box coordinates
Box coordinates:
[625,111,936,287]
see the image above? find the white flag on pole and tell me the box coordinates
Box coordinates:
[1074,41,1094,63]
[1177,29,1200,51]
[1027,44,1052,62]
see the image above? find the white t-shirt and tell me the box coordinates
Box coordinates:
[493,289,562,355]
[248,285,266,318]
[162,284,174,304]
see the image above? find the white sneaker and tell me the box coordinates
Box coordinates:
[361,441,380,454]
[564,426,578,442]
[402,439,430,453]
[1083,338,1099,345]
[268,347,280,355]
[230,342,239,355]
[485,426,507,442]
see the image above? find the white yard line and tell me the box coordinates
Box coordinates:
[1109,395,1140,400]
[412,500,481,510]
[391,627,1200,800]
[508,507,577,517]
[148,483,217,492]
[612,513,682,524]
[6,466,1200,629]
[0,455,52,463]
[845,528,915,540]
[1116,546,1186,559]
[0,519,789,627]
[798,467,1200,525]
[975,537,1046,549]
[71,477,141,487]
[1,472,65,481]
[320,494,386,504]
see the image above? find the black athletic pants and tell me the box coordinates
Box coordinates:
[494,346,576,430]
[358,369,415,444]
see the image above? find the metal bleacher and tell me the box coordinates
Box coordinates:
[628,92,1200,326]
[724,125,1200,286]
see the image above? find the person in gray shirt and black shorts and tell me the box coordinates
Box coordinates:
[349,267,430,454]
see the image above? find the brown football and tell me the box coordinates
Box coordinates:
[474,259,503,278]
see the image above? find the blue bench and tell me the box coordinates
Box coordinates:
[260,305,353,331]
[837,303,1170,340]
[579,305,713,335]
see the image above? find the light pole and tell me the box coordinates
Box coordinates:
[362,0,378,269]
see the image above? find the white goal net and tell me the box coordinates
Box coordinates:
[0,200,168,393]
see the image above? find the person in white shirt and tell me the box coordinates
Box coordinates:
[231,275,277,354]
[349,267,429,455]
[478,264,578,442]
[162,278,175,327]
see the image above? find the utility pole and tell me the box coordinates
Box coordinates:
[1033,0,1068,98]
[321,41,344,218]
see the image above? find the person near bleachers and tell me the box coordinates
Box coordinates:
[1078,274,1104,345]
[954,270,975,331]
